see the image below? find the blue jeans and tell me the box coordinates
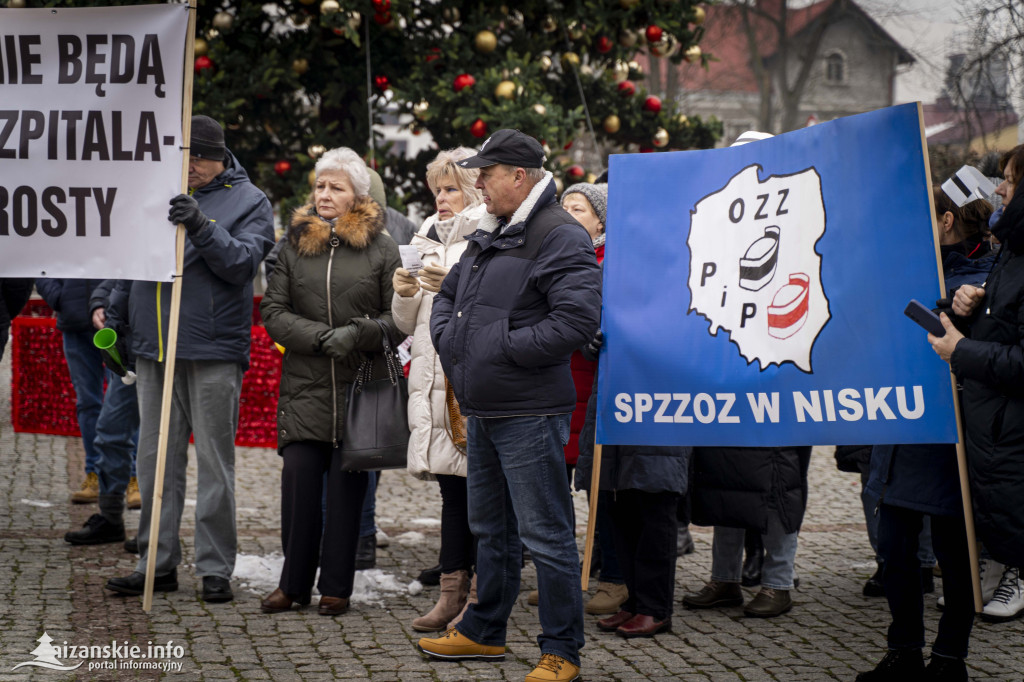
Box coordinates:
[712,512,799,590]
[62,330,105,475]
[95,369,139,497]
[458,414,584,666]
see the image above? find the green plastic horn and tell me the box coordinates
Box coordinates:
[93,328,124,368]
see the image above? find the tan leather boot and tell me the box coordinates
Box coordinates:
[412,570,469,632]
[446,572,477,630]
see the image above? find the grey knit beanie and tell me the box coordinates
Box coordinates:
[562,182,607,225]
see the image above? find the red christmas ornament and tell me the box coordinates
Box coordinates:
[373,11,391,25]
[563,141,573,150]
[425,47,441,63]
[617,80,635,96]
[372,0,391,11]
[645,25,663,43]
[194,55,214,74]
[470,118,488,138]
[453,73,476,92]
[374,74,389,90]
[567,165,585,179]
[274,160,291,176]
[643,95,662,113]
[596,36,613,53]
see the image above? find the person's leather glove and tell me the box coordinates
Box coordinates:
[581,329,603,361]
[318,324,359,360]
[168,194,211,235]
[419,264,450,294]
[393,268,420,297]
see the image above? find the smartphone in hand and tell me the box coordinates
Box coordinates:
[904,299,946,337]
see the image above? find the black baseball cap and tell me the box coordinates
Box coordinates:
[457,129,546,169]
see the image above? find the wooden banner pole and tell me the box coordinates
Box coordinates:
[144,0,197,612]
[581,443,602,591]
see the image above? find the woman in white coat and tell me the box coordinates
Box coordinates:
[392,148,486,631]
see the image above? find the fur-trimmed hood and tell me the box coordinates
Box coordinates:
[288,197,386,256]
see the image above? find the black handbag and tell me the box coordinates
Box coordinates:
[337,318,410,471]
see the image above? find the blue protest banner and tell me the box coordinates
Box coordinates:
[596,103,957,447]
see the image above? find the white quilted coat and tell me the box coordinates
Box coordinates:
[394,203,488,480]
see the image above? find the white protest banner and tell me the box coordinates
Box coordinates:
[0,5,188,282]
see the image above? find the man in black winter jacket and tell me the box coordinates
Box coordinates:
[418,130,601,682]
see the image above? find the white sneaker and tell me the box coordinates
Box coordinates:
[981,566,1024,622]
[376,529,390,548]
[980,557,1005,603]
[936,556,1005,610]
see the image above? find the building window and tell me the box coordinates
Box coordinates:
[825,51,845,84]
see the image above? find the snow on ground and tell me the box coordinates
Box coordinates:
[394,531,427,545]
[410,518,441,526]
[231,553,422,604]
[20,499,53,507]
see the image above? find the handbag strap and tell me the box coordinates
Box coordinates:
[354,318,402,392]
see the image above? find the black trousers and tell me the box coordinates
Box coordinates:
[610,489,680,621]
[279,441,368,599]
[437,473,475,573]
[879,503,974,658]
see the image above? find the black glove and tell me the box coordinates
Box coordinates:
[581,329,603,362]
[168,194,210,235]
[319,324,359,360]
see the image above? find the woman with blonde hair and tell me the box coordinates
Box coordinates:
[392,148,487,631]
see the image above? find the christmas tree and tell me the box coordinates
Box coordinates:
[8,0,722,216]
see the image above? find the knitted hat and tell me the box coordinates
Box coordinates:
[190,115,225,160]
[367,167,386,208]
[562,182,607,225]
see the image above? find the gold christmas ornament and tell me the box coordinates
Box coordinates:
[541,16,557,33]
[412,100,430,116]
[307,144,326,159]
[308,169,317,187]
[507,10,524,28]
[347,12,361,31]
[585,173,598,184]
[538,55,553,71]
[494,80,516,99]
[676,113,689,126]
[474,30,497,54]
[685,45,702,63]
[212,11,234,30]
[7,0,27,6]
[442,7,460,23]
[193,38,209,57]
[561,52,580,69]
[611,60,629,83]
[618,29,638,48]
[206,28,220,40]
[603,115,621,134]
[580,64,594,77]
[320,0,340,16]
[693,6,707,25]
[653,127,670,147]
[553,176,564,195]
[567,21,584,40]
[292,58,309,75]
[533,103,547,116]
[628,60,644,77]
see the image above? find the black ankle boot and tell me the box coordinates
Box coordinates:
[925,654,967,681]
[354,534,376,570]
[741,529,764,587]
[855,649,925,681]
[864,561,885,597]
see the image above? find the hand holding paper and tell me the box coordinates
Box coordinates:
[419,264,449,293]
[393,268,421,298]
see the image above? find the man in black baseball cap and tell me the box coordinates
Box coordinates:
[419,129,601,681]
[456,128,546,170]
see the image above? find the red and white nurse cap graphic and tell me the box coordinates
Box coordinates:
[768,273,810,340]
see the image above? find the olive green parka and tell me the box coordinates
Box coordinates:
[261,197,402,451]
